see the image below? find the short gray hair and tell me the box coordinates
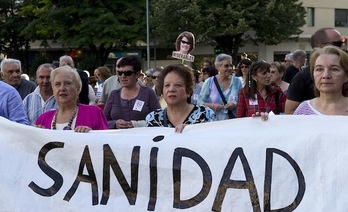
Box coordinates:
[285,53,294,61]
[214,53,233,67]
[36,63,54,76]
[59,55,75,68]
[0,58,22,73]
[292,50,306,61]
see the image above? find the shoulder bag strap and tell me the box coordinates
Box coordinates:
[213,76,235,119]
[213,76,228,104]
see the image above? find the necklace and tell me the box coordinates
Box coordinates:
[52,106,78,130]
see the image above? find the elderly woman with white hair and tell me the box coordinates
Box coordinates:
[198,53,243,120]
[36,66,108,132]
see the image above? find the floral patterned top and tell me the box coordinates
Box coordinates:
[145,105,216,127]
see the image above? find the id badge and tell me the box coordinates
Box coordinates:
[133,99,145,111]
[249,95,258,106]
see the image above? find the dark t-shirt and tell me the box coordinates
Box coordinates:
[283,65,300,83]
[286,66,315,102]
[17,79,36,100]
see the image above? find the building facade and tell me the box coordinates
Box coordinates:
[191,0,348,65]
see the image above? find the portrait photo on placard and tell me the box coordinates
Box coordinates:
[172,31,195,62]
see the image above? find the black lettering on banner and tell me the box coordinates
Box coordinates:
[173,147,212,209]
[153,135,164,142]
[63,145,98,205]
[147,147,159,211]
[212,147,260,212]
[100,145,140,205]
[264,148,305,211]
[28,142,64,196]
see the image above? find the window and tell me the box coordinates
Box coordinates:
[307,7,315,27]
[335,9,348,27]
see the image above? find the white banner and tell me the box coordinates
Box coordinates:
[0,115,347,211]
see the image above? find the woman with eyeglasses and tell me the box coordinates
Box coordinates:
[200,66,218,84]
[104,56,160,129]
[236,61,286,118]
[235,59,252,88]
[151,68,167,108]
[198,53,243,120]
[35,66,108,132]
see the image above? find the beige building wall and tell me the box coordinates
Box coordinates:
[192,0,348,64]
[248,0,348,62]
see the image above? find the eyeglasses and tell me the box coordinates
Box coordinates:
[151,76,158,79]
[323,38,346,47]
[223,64,233,69]
[181,40,190,45]
[240,65,249,69]
[117,70,135,76]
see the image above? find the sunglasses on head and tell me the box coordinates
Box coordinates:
[117,70,135,76]
[181,40,190,45]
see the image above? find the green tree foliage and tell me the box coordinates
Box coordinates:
[150,0,306,62]
[20,0,146,67]
[0,0,31,65]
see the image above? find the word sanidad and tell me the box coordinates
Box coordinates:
[28,142,305,211]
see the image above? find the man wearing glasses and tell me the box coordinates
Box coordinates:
[285,27,346,114]
[283,53,294,68]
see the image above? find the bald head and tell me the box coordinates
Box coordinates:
[310,27,344,50]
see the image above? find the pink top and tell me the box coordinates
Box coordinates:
[36,104,108,130]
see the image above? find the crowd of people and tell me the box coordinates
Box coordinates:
[0,27,347,132]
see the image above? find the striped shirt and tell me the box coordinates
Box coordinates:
[23,87,58,125]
